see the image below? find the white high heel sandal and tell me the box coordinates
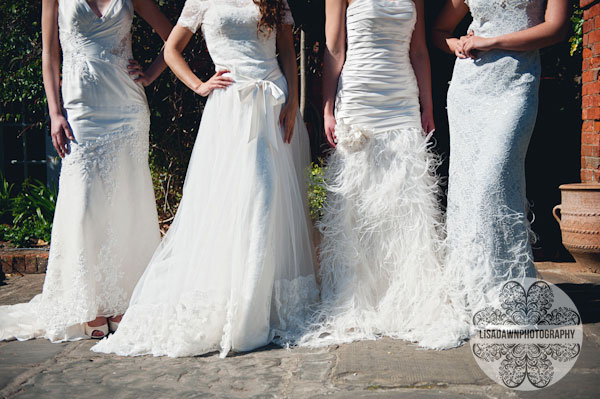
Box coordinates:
[108,318,120,333]
[85,322,109,339]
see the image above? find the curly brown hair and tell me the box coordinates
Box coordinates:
[253,0,286,37]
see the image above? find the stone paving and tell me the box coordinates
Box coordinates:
[0,263,598,399]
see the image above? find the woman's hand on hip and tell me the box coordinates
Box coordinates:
[279,101,297,144]
[128,59,154,87]
[324,113,337,148]
[194,70,233,97]
[50,114,74,158]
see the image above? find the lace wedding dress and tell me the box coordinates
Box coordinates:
[444,0,543,316]
[298,0,469,350]
[0,0,160,342]
[92,0,318,358]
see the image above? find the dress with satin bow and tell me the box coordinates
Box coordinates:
[92,0,318,358]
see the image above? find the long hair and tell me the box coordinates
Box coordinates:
[253,0,285,37]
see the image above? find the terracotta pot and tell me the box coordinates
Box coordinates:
[553,183,600,273]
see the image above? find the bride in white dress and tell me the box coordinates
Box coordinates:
[92,0,318,358]
[432,0,570,315]
[0,0,171,342]
[298,0,469,350]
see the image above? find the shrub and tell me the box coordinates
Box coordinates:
[570,7,583,56]
[308,160,327,221]
[0,176,57,247]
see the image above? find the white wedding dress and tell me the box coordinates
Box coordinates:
[0,0,160,342]
[444,0,543,316]
[298,0,469,350]
[92,0,318,358]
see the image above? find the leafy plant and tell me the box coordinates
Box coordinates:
[0,178,57,247]
[570,7,583,56]
[308,160,327,221]
[0,172,14,223]
[11,179,57,226]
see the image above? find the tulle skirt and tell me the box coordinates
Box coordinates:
[92,73,319,358]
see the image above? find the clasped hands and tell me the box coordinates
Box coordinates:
[454,31,496,59]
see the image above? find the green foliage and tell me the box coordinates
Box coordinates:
[0,0,45,125]
[0,173,14,223]
[0,175,57,247]
[11,179,57,226]
[570,7,583,56]
[308,160,327,221]
[130,1,214,225]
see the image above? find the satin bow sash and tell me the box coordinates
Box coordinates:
[237,77,286,151]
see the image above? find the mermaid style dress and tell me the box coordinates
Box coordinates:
[92,0,318,358]
[0,0,160,342]
[444,0,544,314]
[299,0,469,350]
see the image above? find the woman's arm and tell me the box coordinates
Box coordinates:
[410,0,435,135]
[461,0,570,57]
[42,0,74,158]
[323,0,346,148]
[431,0,470,57]
[277,24,299,144]
[164,25,232,96]
[130,0,173,86]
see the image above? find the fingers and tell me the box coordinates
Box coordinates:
[215,69,231,77]
[128,59,143,76]
[56,131,70,156]
[209,72,233,92]
[455,37,467,59]
[63,120,75,141]
[51,135,64,158]
[213,76,233,84]
[279,108,285,129]
[52,132,68,158]
[200,71,233,96]
[464,41,477,59]
[325,128,336,148]
[134,71,146,81]
[284,115,295,143]
[279,106,296,144]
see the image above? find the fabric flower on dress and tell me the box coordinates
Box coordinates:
[335,123,371,152]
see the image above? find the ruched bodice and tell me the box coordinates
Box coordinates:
[335,0,420,131]
[58,0,146,112]
[299,0,471,351]
[177,0,294,80]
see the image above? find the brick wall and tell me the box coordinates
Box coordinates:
[582,0,600,183]
[0,250,48,274]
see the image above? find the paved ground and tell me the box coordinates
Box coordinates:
[0,263,598,399]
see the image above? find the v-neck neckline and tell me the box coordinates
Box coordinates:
[83,0,118,20]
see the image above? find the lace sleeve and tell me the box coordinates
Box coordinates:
[282,0,294,25]
[177,0,208,33]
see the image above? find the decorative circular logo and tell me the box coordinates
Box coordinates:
[470,278,582,391]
